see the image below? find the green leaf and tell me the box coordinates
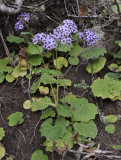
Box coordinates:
[105,124,115,134]
[71,98,98,122]
[59,79,72,87]
[23,100,32,109]
[114,50,121,58]
[8,112,24,126]
[86,57,106,73]
[112,145,121,150]
[54,57,68,70]
[40,108,55,120]
[106,72,119,80]
[30,78,41,93]
[106,115,118,123]
[40,117,68,141]
[0,73,5,83]
[6,35,24,43]
[28,55,43,66]
[26,74,32,79]
[43,139,53,152]
[12,66,27,78]
[31,96,54,111]
[57,43,73,52]
[69,43,82,56]
[49,70,62,77]
[0,66,12,73]
[60,94,77,105]
[57,104,72,117]
[115,40,121,47]
[6,74,15,82]
[27,45,43,55]
[0,57,9,67]
[59,130,74,149]
[41,68,50,74]
[68,56,79,65]
[82,47,107,60]
[0,143,5,159]
[31,150,48,160]
[45,52,52,58]
[91,75,121,100]
[5,66,13,73]
[55,131,74,154]
[40,73,57,85]
[74,120,98,138]
[32,67,41,75]
[108,63,119,72]
[0,128,5,140]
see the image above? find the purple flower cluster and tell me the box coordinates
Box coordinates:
[52,19,78,45]
[79,29,98,46]
[33,33,56,50]
[32,19,78,50]
[32,19,98,51]
[15,13,38,31]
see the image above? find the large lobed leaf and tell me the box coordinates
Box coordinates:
[61,94,98,122]
[57,104,72,117]
[40,117,68,141]
[91,75,121,100]
[71,98,98,122]
[81,47,107,60]
[74,120,98,138]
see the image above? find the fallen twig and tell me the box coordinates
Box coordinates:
[0,29,15,67]
[69,149,121,159]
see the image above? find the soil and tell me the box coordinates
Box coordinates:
[0,0,121,160]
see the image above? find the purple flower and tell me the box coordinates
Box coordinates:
[43,34,56,50]
[84,29,98,46]
[52,19,78,44]
[33,33,56,50]
[53,25,71,40]
[15,21,24,31]
[15,13,38,31]
[66,37,72,45]
[63,19,78,33]
[17,13,30,22]
[61,38,67,44]
[79,32,83,38]
[32,33,46,44]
